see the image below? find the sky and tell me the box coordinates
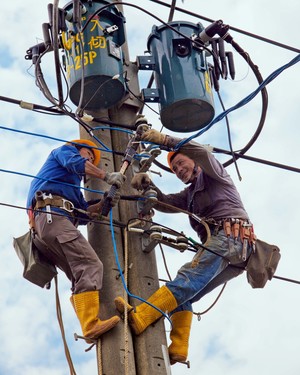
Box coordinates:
[0,1,299,375]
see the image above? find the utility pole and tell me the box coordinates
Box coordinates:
[80,1,170,374]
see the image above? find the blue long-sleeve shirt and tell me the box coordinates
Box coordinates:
[27,144,89,223]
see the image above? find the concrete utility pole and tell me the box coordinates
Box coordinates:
[80,1,170,374]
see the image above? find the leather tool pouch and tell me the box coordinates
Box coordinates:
[246,238,281,288]
[13,231,57,288]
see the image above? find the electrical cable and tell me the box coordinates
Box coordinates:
[0,202,126,228]
[213,148,300,174]
[81,2,212,57]
[109,210,173,326]
[147,0,300,54]
[158,242,172,281]
[174,53,300,150]
[0,125,111,154]
[124,79,160,116]
[126,217,300,286]
[52,0,64,107]
[0,168,106,196]
[0,95,65,115]
[216,91,242,180]
[3,200,300,286]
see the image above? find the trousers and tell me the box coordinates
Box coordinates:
[166,229,251,314]
[33,211,103,293]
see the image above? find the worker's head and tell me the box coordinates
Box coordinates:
[69,139,101,166]
[167,151,200,184]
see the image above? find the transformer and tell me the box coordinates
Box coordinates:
[62,0,126,110]
[145,21,215,132]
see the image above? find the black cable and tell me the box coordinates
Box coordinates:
[216,91,243,181]
[213,147,300,174]
[273,275,300,285]
[0,95,65,115]
[147,0,300,54]
[167,0,177,22]
[0,202,126,228]
[222,39,268,167]
[52,0,64,107]
[4,202,299,285]
[159,242,172,281]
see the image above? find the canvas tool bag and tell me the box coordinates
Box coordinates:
[13,231,57,288]
[246,238,281,288]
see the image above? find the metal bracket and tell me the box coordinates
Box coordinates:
[142,88,160,103]
[137,55,155,70]
[74,332,97,352]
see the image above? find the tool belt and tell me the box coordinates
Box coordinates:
[205,218,256,245]
[34,195,75,214]
[222,218,256,245]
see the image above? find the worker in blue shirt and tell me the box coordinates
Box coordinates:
[27,139,125,342]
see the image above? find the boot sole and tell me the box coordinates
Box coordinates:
[85,316,120,342]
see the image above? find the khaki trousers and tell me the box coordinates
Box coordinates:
[33,211,103,293]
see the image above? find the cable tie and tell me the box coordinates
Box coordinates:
[19,101,34,110]
[81,113,94,122]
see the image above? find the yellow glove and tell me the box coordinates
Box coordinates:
[131,173,151,191]
[141,129,167,145]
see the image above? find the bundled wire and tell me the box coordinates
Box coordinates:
[174,53,300,150]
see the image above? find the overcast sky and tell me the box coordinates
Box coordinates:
[0,1,299,375]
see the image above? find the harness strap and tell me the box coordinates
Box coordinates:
[34,195,74,213]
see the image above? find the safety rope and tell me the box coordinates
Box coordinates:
[123,219,143,374]
[54,276,77,375]
[195,283,227,320]
[96,339,103,375]
[155,199,211,246]
[124,227,130,375]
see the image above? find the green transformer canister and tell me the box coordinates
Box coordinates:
[63,0,126,110]
[147,21,215,132]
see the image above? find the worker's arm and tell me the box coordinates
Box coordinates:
[131,173,188,213]
[84,160,106,179]
[84,160,126,188]
[142,129,228,183]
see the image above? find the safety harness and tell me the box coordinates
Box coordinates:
[34,194,74,212]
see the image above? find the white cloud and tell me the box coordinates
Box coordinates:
[1,1,299,375]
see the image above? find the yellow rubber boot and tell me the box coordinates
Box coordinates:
[114,285,177,335]
[72,291,120,343]
[168,310,193,365]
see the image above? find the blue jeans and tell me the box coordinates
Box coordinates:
[166,229,251,314]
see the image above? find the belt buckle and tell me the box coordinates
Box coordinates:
[61,199,74,212]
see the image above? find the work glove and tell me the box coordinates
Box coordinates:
[104,190,121,207]
[141,129,167,145]
[131,173,151,191]
[104,172,126,188]
[135,114,149,127]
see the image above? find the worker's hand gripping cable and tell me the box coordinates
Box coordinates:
[100,117,149,216]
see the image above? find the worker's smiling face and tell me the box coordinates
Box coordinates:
[171,153,198,184]
[80,147,95,164]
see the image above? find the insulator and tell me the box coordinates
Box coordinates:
[226,51,235,79]
[218,38,227,79]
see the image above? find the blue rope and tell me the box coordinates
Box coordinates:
[93,126,134,135]
[0,168,105,196]
[0,125,111,153]
[174,53,300,150]
[109,210,173,326]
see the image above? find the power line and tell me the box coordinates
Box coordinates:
[148,0,300,54]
